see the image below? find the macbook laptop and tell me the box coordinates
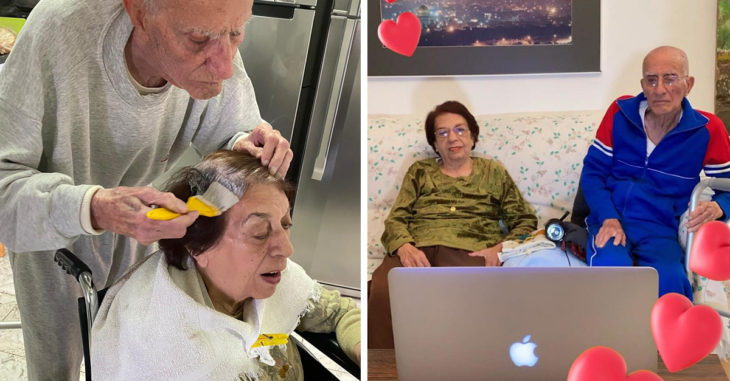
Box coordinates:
[388,266,658,381]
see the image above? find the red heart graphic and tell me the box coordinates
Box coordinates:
[651,293,722,372]
[377,12,421,57]
[690,221,730,281]
[567,346,662,381]
[385,0,397,3]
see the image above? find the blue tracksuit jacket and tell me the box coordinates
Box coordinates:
[581,93,730,234]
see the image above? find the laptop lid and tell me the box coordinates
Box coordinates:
[388,266,658,381]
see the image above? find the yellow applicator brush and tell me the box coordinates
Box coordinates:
[146,181,240,220]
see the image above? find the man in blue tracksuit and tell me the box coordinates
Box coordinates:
[581,46,730,300]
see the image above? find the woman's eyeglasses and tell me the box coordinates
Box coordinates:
[435,126,468,139]
[642,74,688,88]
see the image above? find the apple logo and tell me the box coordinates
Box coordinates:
[509,334,539,367]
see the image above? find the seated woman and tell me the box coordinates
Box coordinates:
[368,100,538,349]
[91,150,360,380]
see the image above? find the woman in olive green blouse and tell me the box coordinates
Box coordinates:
[368,100,537,348]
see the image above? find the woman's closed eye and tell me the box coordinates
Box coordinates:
[252,230,269,240]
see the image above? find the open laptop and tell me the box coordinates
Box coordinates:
[388,267,658,381]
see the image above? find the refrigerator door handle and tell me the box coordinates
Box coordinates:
[311,17,356,181]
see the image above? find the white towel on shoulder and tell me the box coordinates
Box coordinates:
[91,251,318,380]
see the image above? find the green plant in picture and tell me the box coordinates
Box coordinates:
[716,0,730,130]
[719,0,730,55]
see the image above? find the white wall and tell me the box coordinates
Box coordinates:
[367,0,718,115]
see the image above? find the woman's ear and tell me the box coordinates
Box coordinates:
[191,251,209,268]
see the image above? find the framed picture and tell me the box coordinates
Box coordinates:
[716,0,730,132]
[368,0,600,77]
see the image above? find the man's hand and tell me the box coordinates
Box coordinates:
[90,186,199,245]
[595,218,626,248]
[687,201,724,233]
[396,243,431,267]
[233,122,292,178]
[468,243,503,267]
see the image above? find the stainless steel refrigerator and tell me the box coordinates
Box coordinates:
[240,0,361,296]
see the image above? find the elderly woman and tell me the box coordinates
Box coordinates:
[368,100,537,348]
[91,150,360,380]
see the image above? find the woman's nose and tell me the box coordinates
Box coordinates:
[270,230,294,258]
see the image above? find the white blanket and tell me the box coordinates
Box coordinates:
[91,252,318,380]
[498,229,556,262]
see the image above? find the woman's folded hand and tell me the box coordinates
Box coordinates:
[468,243,503,267]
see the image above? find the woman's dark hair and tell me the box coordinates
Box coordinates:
[159,150,294,270]
[424,100,479,155]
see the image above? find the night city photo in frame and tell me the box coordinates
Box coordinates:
[368,0,600,76]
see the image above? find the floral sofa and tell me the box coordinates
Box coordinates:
[367,109,730,358]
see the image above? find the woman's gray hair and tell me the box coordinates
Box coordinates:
[190,151,279,199]
[159,150,293,270]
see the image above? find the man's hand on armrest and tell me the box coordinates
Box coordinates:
[687,201,724,233]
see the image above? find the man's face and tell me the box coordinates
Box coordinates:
[640,49,694,116]
[141,0,252,99]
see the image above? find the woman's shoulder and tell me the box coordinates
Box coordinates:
[406,157,439,172]
[473,156,507,171]
[93,252,163,324]
[105,252,162,298]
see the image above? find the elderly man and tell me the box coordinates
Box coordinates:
[581,46,730,300]
[0,0,292,378]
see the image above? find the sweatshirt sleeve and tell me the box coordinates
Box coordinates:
[580,99,623,225]
[0,19,95,252]
[191,49,264,155]
[296,285,361,364]
[700,111,730,218]
[381,162,421,254]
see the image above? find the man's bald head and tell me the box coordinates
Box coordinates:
[643,46,689,77]
[640,46,694,117]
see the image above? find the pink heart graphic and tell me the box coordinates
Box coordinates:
[651,293,722,372]
[567,346,662,381]
[377,12,421,57]
[690,221,730,281]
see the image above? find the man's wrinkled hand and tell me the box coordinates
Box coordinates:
[233,123,292,178]
[90,186,199,245]
[687,200,724,233]
[468,243,503,267]
[595,218,626,248]
[396,243,431,267]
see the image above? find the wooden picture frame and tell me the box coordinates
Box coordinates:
[368,0,601,77]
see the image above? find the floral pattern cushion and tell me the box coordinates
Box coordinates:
[368,111,730,358]
[367,110,604,276]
